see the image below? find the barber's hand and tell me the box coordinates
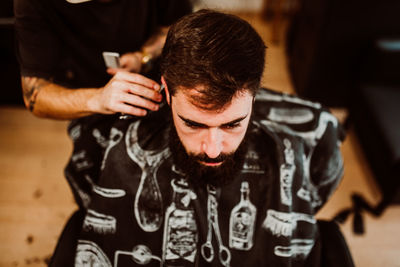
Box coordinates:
[107,52,143,74]
[91,71,162,116]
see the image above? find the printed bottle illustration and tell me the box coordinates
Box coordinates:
[280,138,296,206]
[162,178,198,266]
[229,181,257,250]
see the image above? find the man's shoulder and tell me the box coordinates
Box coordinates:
[253,88,330,125]
[255,88,323,110]
[252,88,341,139]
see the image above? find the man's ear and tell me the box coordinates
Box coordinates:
[161,76,171,106]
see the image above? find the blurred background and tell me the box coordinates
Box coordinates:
[1,0,400,266]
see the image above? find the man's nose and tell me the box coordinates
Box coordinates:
[201,128,223,159]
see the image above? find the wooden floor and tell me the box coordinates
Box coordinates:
[1,12,399,267]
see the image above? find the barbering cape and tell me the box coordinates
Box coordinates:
[64,88,345,267]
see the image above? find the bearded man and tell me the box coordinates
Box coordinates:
[59,9,346,267]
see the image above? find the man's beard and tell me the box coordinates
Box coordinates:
[168,125,248,187]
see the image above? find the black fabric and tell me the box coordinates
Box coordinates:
[62,89,345,266]
[0,0,23,105]
[351,85,400,203]
[13,0,192,88]
[359,40,400,88]
[359,86,400,163]
[49,209,86,267]
[318,220,354,267]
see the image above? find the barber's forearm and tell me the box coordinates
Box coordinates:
[21,76,98,120]
[21,72,162,120]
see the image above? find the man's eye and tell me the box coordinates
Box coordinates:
[222,123,240,129]
[184,122,205,129]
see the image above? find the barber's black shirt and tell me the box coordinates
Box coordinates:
[14,0,192,88]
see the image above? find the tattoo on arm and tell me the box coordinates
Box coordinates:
[21,76,49,112]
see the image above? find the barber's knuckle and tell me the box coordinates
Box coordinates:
[129,84,138,94]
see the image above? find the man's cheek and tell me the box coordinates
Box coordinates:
[180,139,200,155]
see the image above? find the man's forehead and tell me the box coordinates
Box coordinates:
[174,87,252,107]
[172,89,253,126]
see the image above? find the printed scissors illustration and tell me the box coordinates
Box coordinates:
[201,185,231,267]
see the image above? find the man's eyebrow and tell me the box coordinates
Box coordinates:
[178,114,248,128]
[221,115,248,127]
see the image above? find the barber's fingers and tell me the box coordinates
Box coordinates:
[114,103,148,117]
[120,93,160,112]
[100,92,154,116]
[124,82,163,103]
[106,79,162,103]
[98,71,163,116]
[100,85,159,116]
[114,71,160,92]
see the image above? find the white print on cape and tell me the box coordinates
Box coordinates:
[92,128,109,148]
[65,173,91,208]
[84,175,126,198]
[259,112,338,147]
[274,239,314,258]
[71,150,93,171]
[259,111,340,207]
[296,149,343,206]
[268,107,315,124]
[242,150,265,174]
[172,164,186,177]
[163,178,198,264]
[95,127,123,170]
[114,245,162,267]
[255,90,322,109]
[201,185,231,267]
[126,121,171,232]
[262,209,316,237]
[229,181,257,251]
[69,124,81,141]
[83,209,116,234]
[296,154,321,207]
[75,240,112,267]
[280,139,296,206]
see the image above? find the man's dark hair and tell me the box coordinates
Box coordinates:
[160,9,266,110]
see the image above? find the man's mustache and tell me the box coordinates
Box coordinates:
[188,152,234,164]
